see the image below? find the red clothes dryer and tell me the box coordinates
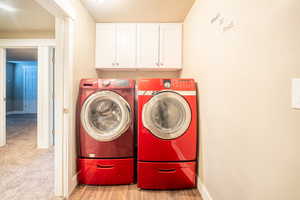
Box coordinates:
[137,79,197,189]
[77,79,135,185]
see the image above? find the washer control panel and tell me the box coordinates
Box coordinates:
[101,79,130,88]
[81,79,134,89]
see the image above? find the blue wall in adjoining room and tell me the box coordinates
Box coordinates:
[6,61,37,114]
[6,62,15,112]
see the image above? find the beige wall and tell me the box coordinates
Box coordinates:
[70,0,97,177]
[182,0,300,199]
[82,0,195,23]
[0,31,54,39]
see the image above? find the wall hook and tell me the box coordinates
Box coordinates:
[211,13,220,24]
[223,21,234,32]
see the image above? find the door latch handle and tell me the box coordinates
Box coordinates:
[63,108,69,114]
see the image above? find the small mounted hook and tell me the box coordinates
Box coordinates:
[223,20,234,32]
[219,17,224,25]
[210,13,220,24]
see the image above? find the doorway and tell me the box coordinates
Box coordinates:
[6,49,38,116]
[0,47,55,199]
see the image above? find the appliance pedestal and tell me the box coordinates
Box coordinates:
[78,158,134,185]
[137,161,196,189]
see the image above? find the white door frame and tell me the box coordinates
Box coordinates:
[0,42,55,150]
[1,1,75,198]
[0,33,73,198]
[54,17,75,198]
[0,48,6,147]
[1,0,75,197]
[37,46,53,148]
[35,0,76,198]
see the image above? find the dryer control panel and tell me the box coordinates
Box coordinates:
[138,79,196,91]
[172,79,195,90]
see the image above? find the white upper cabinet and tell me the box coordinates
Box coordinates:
[96,24,116,67]
[159,24,182,68]
[95,23,182,71]
[136,24,160,68]
[116,24,137,67]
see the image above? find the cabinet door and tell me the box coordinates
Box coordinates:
[96,24,116,68]
[116,24,137,68]
[137,24,160,68]
[159,24,182,68]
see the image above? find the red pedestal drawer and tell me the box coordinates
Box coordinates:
[78,158,134,185]
[137,161,196,189]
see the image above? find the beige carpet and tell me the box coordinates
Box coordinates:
[0,114,55,200]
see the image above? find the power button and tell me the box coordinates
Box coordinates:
[163,80,171,89]
[102,80,111,87]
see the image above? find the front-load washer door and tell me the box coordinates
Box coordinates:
[81,91,131,142]
[142,91,192,140]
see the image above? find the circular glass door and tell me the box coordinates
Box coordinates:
[142,91,191,140]
[81,91,131,142]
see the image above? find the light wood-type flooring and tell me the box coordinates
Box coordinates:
[0,114,55,200]
[69,184,203,200]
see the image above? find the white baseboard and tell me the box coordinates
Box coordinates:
[37,144,50,149]
[198,177,213,200]
[68,173,78,197]
[0,141,5,147]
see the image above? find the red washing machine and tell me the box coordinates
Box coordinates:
[77,79,135,185]
[137,79,197,189]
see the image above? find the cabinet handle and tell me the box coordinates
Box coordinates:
[156,62,159,66]
[160,63,164,66]
[116,63,119,66]
[112,63,115,66]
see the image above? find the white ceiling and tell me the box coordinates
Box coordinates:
[81,0,195,22]
[6,48,37,61]
[0,0,55,33]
